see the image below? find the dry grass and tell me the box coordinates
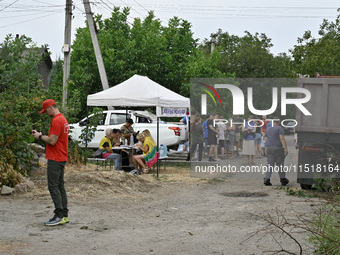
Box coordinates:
[143,166,206,183]
[23,163,207,200]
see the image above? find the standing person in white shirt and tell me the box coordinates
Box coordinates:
[216,117,227,159]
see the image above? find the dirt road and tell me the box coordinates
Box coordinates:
[0,135,317,255]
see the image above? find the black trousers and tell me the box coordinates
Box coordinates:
[47,160,68,218]
[265,147,286,180]
[188,143,203,161]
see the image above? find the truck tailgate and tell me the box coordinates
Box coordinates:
[296,78,340,133]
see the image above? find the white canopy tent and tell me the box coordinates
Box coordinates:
[87,74,190,108]
[86,74,190,176]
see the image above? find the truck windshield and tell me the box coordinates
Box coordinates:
[79,113,107,126]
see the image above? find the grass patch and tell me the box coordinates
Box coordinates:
[277,187,317,198]
[166,162,190,168]
[151,174,170,182]
[204,178,226,184]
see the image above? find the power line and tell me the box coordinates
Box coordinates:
[130,3,337,11]
[147,7,338,19]
[0,3,65,13]
[118,0,145,18]
[131,0,168,24]
[93,2,111,15]
[2,8,64,13]
[187,15,337,20]
[73,0,85,14]
[132,0,148,13]
[99,0,113,12]
[0,0,19,12]
[107,2,338,18]
[97,0,135,25]
[0,11,55,19]
[0,4,64,8]
[0,9,63,28]
[32,0,59,5]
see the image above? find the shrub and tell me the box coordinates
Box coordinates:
[68,139,93,165]
[0,160,24,187]
[309,202,340,254]
[308,177,340,254]
[0,91,48,183]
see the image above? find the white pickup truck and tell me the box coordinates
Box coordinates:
[69,110,187,149]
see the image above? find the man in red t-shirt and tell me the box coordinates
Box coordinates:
[261,115,269,134]
[32,99,69,226]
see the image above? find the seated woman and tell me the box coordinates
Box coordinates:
[132,131,156,173]
[99,128,122,171]
[141,129,155,142]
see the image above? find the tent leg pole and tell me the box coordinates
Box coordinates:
[85,106,89,149]
[157,117,159,178]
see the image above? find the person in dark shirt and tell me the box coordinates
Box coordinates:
[202,117,209,155]
[99,128,122,171]
[254,120,262,159]
[190,116,204,161]
[120,118,136,145]
[264,118,289,186]
[207,113,219,161]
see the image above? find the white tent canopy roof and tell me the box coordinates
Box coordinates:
[87,74,190,108]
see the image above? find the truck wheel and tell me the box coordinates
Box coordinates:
[300,184,312,190]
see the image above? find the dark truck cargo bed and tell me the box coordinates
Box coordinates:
[296,78,340,188]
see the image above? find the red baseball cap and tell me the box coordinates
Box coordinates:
[40,99,56,113]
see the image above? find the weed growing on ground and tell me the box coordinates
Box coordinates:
[269,177,340,254]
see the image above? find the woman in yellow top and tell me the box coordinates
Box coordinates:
[132,131,156,173]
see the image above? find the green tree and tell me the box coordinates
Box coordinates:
[291,13,340,76]
[184,46,234,116]
[198,31,296,118]
[0,34,43,95]
[0,90,49,178]
[200,30,294,78]
[54,7,200,119]
[0,34,55,181]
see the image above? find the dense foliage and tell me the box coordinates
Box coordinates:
[49,7,228,119]
[198,31,297,118]
[291,14,340,76]
[199,30,295,78]
[0,34,43,94]
[62,8,198,116]
[0,35,56,184]
[0,91,48,176]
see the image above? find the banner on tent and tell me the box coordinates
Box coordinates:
[156,106,189,117]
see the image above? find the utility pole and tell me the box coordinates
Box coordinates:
[83,0,110,91]
[211,36,216,53]
[62,0,72,111]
